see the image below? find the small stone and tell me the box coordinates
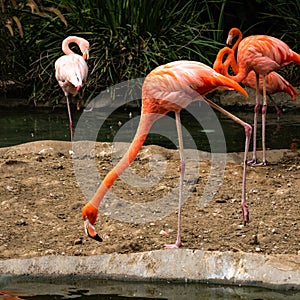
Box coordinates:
[74,238,83,245]
[6,186,14,191]
[159,230,169,237]
[215,199,226,203]
[15,219,27,226]
[44,249,55,255]
[74,249,82,256]
[255,247,262,252]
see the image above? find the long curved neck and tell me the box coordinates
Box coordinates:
[231,29,243,53]
[226,28,242,76]
[223,54,248,83]
[61,36,89,58]
[62,36,78,55]
[214,47,239,77]
[224,29,248,82]
[89,113,159,209]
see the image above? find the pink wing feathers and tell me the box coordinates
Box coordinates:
[142,60,248,114]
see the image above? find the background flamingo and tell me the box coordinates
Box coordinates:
[221,27,300,165]
[82,60,252,247]
[213,46,298,163]
[55,36,89,140]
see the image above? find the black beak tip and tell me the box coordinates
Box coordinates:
[94,234,103,242]
[89,233,103,242]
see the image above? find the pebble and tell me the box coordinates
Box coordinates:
[6,185,14,191]
[44,249,55,255]
[74,238,83,245]
[159,230,169,237]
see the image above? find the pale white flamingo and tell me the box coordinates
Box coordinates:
[55,36,89,140]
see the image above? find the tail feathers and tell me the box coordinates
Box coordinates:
[286,84,299,101]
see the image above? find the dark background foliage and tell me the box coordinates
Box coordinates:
[1,0,300,105]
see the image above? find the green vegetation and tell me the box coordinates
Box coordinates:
[0,0,300,105]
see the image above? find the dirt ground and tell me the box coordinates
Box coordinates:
[0,140,299,259]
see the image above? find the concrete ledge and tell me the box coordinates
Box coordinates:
[0,250,299,289]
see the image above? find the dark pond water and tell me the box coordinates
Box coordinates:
[1,276,299,299]
[0,104,299,152]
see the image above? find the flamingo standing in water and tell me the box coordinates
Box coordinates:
[55,36,89,140]
[82,60,252,247]
[220,27,300,166]
[213,45,298,163]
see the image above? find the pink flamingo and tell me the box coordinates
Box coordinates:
[222,28,300,165]
[82,60,252,248]
[55,36,89,140]
[213,46,298,162]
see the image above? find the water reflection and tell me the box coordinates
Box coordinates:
[0,106,299,152]
[1,277,299,299]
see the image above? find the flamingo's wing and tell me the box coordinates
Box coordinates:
[55,54,88,87]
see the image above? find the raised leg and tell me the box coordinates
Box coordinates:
[165,111,184,248]
[65,95,73,141]
[203,97,252,225]
[268,95,282,122]
[268,95,281,134]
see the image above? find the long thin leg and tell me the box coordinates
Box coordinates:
[261,75,268,165]
[248,72,260,166]
[203,97,252,225]
[165,111,184,248]
[66,95,73,141]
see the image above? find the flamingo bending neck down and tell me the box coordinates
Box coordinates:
[55,36,89,140]
[222,27,300,166]
[82,60,252,248]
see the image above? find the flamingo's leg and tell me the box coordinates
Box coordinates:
[268,95,282,122]
[241,124,252,224]
[248,72,260,166]
[165,111,184,249]
[268,95,281,134]
[203,96,252,225]
[65,95,73,141]
[261,75,268,165]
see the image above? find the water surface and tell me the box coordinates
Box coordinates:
[1,276,299,299]
[1,106,299,152]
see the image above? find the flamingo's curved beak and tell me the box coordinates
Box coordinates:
[226,34,234,46]
[83,49,89,60]
[84,219,103,242]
